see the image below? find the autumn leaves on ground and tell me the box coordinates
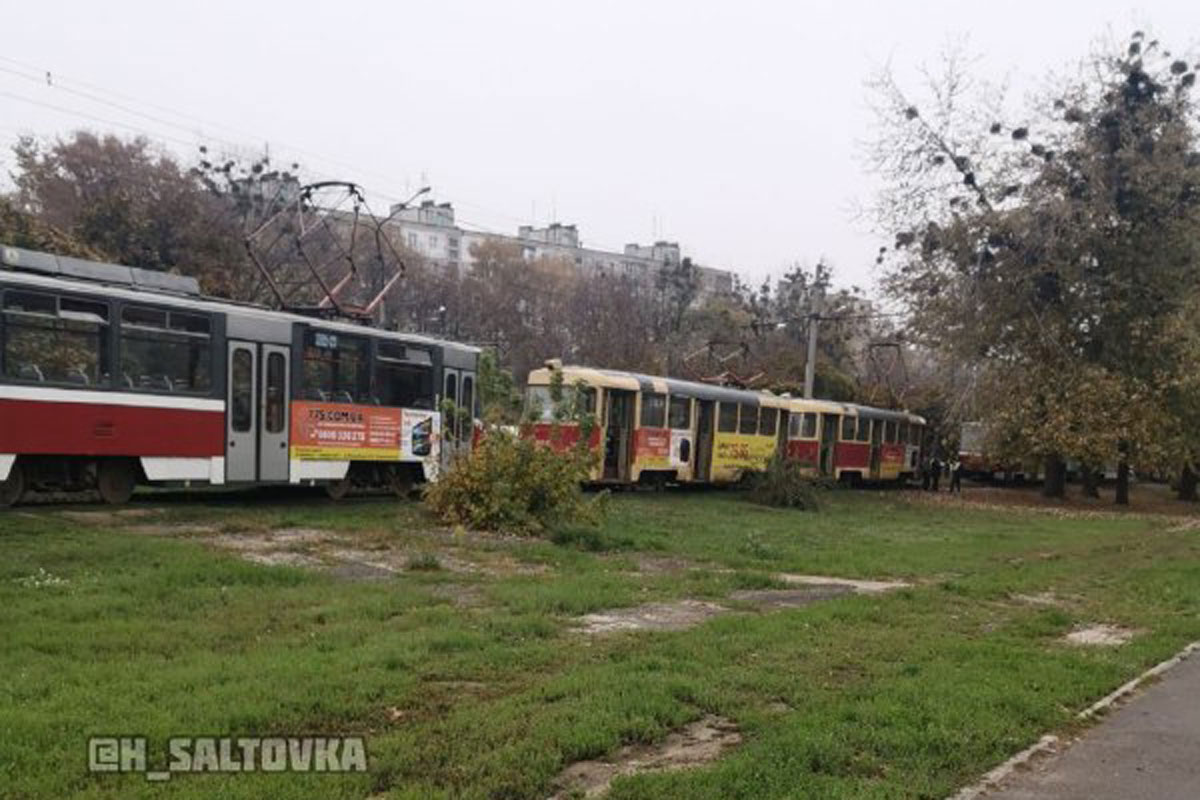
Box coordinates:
[3,486,1200,799]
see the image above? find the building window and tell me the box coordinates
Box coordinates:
[407,233,419,250]
[2,290,110,387]
[119,306,212,393]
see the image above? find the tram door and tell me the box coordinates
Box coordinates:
[440,367,478,473]
[259,345,290,482]
[226,341,291,483]
[869,419,882,480]
[695,400,715,482]
[441,368,461,473]
[603,390,634,481]
[227,342,257,482]
[819,413,838,477]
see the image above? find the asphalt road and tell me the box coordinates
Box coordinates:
[986,651,1200,799]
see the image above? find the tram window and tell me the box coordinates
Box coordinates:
[898,422,909,444]
[668,396,691,430]
[170,312,210,335]
[525,386,547,421]
[461,376,475,418]
[739,404,758,434]
[123,306,166,328]
[375,362,434,409]
[788,414,802,438]
[760,408,777,436]
[885,420,898,443]
[120,306,212,394]
[3,290,56,316]
[3,291,110,387]
[802,412,818,438]
[302,330,369,404]
[444,373,459,440]
[841,416,856,440]
[640,392,666,428]
[856,418,871,442]
[265,352,286,434]
[231,349,253,433]
[571,384,597,416]
[717,402,738,433]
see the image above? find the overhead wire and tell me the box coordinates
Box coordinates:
[0,53,704,262]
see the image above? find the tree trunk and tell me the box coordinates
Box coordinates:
[1179,463,1198,502]
[1115,461,1130,506]
[1081,465,1100,499]
[1043,455,1066,498]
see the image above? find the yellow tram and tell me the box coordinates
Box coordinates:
[524,361,925,486]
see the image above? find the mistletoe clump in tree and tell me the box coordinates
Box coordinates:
[869,33,1200,503]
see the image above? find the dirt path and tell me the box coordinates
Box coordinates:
[548,714,742,799]
[576,574,909,634]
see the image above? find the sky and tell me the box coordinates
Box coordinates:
[0,1,1196,293]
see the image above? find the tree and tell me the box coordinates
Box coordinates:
[870,34,1200,503]
[0,197,104,259]
[11,132,217,274]
[7,131,310,301]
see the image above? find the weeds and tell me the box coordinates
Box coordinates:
[746,455,827,510]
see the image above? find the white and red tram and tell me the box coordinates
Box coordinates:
[0,246,478,506]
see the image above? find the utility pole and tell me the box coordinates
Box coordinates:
[803,284,823,399]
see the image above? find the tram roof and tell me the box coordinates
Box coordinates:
[530,363,925,423]
[844,403,926,425]
[1,245,480,355]
[532,363,784,406]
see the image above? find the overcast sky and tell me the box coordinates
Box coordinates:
[1,1,1195,292]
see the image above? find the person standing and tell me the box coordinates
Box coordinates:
[920,457,931,491]
[930,455,942,492]
[949,457,962,494]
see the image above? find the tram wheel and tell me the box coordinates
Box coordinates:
[389,467,414,498]
[97,459,137,505]
[325,476,353,501]
[0,460,26,508]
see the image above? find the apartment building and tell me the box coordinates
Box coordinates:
[385,201,733,296]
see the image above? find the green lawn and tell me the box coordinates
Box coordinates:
[2,490,1199,798]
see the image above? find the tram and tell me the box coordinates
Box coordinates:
[524,361,924,486]
[0,245,478,506]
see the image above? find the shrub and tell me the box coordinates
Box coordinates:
[424,429,601,535]
[746,454,825,510]
[406,552,442,571]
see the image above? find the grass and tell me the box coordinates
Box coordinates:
[1,489,1199,798]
